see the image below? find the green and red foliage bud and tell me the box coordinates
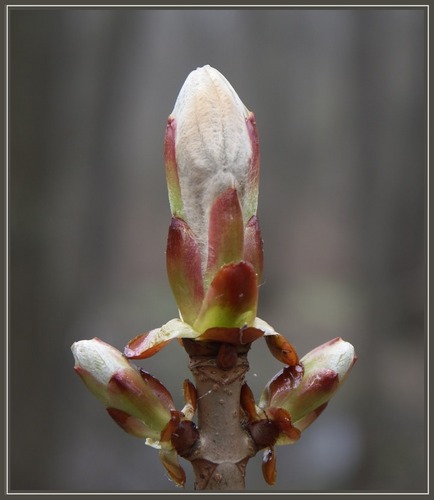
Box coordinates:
[260,337,357,434]
[163,65,263,340]
[123,67,300,361]
[72,65,357,490]
[71,338,174,442]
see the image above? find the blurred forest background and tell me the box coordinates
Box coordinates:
[8,7,427,493]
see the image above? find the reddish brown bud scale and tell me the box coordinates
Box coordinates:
[108,371,141,398]
[266,407,301,442]
[159,410,182,443]
[159,449,186,487]
[194,261,258,332]
[264,364,304,406]
[206,187,244,282]
[106,407,149,438]
[164,117,176,165]
[314,402,329,418]
[245,112,260,212]
[240,382,261,422]
[183,379,198,413]
[166,217,204,324]
[124,332,171,359]
[262,447,277,486]
[265,333,300,366]
[139,369,176,411]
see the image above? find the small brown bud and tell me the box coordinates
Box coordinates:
[248,419,279,448]
[171,420,199,457]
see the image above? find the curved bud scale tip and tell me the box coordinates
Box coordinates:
[265,333,300,366]
[124,319,200,360]
[164,117,184,218]
[260,364,304,409]
[240,382,261,422]
[262,448,277,486]
[182,379,198,418]
[193,261,258,332]
[139,369,176,411]
[124,331,172,360]
[159,410,182,444]
[245,112,260,222]
[159,449,186,487]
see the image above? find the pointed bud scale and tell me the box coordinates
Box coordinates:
[124,319,199,360]
[106,407,151,438]
[205,187,244,285]
[260,337,357,427]
[240,382,261,422]
[245,112,260,222]
[181,379,197,420]
[265,406,301,443]
[166,217,204,324]
[139,369,176,412]
[159,449,186,487]
[164,117,184,218]
[159,410,182,444]
[265,333,300,366]
[293,402,329,434]
[262,448,277,486]
[107,371,175,439]
[124,330,172,360]
[71,338,174,442]
[260,364,304,409]
[243,215,264,283]
[193,261,258,332]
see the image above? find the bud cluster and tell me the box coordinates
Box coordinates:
[71,65,356,489]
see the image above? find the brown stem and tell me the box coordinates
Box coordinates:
[181,340,256,490]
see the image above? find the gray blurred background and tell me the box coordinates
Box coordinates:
[8,7,426,493]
